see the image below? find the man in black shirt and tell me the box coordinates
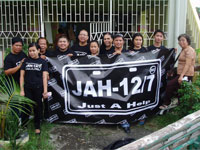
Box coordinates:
[37,37,52,120]
[71,29,90,56]
[4,37,27,84]
[147,29,167,51]
[112,34,127,55]
[148,30,176,104]
[52,35,76,59]
[37,37,53,59]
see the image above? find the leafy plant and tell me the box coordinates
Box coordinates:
[0,73,35,139]
[176,75,200,117]
[4,112,21,150]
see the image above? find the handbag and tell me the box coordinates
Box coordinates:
[167,50,182,80]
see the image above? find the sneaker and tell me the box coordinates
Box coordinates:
[121,123,131,133]
[139,120,145,125]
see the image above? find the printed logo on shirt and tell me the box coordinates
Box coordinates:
[152,48,161,54]
[107,54,115,59]
[57,55,68,61]
[75,51,87,56]
[16,61,21,66]
[68,59,80,65]
[25,63,42,71]
[129,51,140,56]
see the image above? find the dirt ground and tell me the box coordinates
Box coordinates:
[49,123,154,150]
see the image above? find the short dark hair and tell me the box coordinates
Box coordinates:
[90,40,99,47]
[37,37,48,45]
[79,29,89,36]
[178,34,191,45]
[12,37,24,45]
[103,32,113,39]
[101,32,113,48]
[57,34,70,43]
[153,29,165,37]
[130,33,144,49]
[28,42,40,50]
[113,33,124,40]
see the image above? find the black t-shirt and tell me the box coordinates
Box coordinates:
[71,43,90,56]
[99,46,115,55]
[147,45,167,51]
[21,57,48,88]
[52,48,76,60]
[42,50,53,57]
[106,48,128,54]
[4,51,27,84]
[129,47,147,53]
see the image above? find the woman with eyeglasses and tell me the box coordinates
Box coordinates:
[160,34,196,109]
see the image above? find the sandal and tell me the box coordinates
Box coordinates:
[159,105,168,109]
[35,129,41,135]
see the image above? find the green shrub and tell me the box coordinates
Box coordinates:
[176,75,200,117]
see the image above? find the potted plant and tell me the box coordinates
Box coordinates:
[0,73,35,149]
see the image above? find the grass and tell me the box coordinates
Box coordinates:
[144,111,180,131]
[0,110,181,150]
[19,121,55,150]
[0,120,56,150]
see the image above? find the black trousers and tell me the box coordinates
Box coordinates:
[163,75,192,105]
[21,85,43,129]
[43,98,49,119]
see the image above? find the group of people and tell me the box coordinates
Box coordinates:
[3,28,196,134]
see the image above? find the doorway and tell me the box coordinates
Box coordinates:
[44,22,90,49]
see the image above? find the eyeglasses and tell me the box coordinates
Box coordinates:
[79,34,88,37]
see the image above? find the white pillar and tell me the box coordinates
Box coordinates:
[109,0,112,33]
[167,0,187,49]
[40,0,45,37]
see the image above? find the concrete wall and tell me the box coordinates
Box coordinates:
[118,110,200,150]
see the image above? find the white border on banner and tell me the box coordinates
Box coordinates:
[62,59,161,115]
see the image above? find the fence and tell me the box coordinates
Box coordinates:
[119,110,200,150]
[187,0,200,49]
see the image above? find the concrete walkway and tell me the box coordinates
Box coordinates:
[49,124,153,150]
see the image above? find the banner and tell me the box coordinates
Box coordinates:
[47,49,175,124]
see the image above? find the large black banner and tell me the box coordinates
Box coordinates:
[47,49,175,124]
